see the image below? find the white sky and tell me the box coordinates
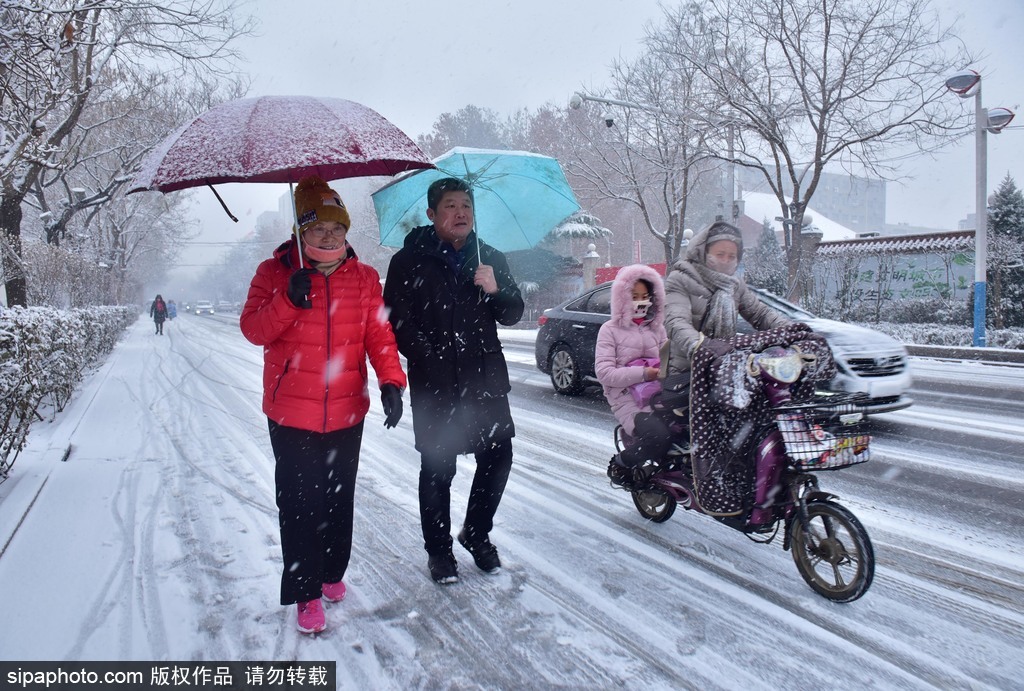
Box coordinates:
[169,0,1024,280]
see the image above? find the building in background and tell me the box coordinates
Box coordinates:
[735,191,857,249]
[738,168,886,234]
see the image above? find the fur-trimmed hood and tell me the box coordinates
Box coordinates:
[610,263,666,329]
[682,222,744,265]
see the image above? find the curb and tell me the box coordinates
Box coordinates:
[905,344,1024,364]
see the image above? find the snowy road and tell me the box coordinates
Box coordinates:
[0,314,1021,689]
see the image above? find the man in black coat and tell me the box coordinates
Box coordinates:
[384,177,524,584]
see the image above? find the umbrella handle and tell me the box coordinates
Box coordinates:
[474,231,487,305]
[289,181,306,272]
[288,182,312,308]
[207,184,239,223]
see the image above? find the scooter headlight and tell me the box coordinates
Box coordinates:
[748,346,803,384]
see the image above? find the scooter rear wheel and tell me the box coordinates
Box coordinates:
[631,488,676,523]
[790,499,874,602]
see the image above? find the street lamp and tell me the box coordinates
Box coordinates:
[944,69,1016,347]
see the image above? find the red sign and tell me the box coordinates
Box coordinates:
[594,262,667,284]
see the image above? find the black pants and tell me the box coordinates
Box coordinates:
[419,439,513,554]
[619,411,675,467]
[154,319,164,334]
[268,418,363,605]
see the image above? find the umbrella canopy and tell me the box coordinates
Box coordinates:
[372,147,580,253]
[128,95,432,194]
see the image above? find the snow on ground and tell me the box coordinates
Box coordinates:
[0,315,1022,689]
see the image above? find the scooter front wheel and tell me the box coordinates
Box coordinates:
[790,499,874,602]
[631,488,676,523]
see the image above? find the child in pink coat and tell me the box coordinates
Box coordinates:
[594,264,671,487]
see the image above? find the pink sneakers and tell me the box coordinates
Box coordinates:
[295,582,345,633]
[296,599,325,634]
[321,580,347,603]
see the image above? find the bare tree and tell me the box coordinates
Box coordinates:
[98,188,196,303]
[648,0,971,302]
[27,74,246,306]
[0,0,253,306]
[568,46,722,265]
[416,105,507,158]
[22,241,104,307]
[31,74,246,248]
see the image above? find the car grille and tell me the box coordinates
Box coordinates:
[843,354,906,377]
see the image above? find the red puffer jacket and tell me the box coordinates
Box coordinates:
[241,239,407,433]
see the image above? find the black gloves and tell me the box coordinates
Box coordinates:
[287,268,316,309]
[701,337,734,358]
[380,384,403,429]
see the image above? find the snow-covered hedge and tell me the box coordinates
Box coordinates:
[0,306,135,482]
[853,322,1024,349]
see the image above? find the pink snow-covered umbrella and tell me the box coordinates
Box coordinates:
[128,95,432,195]
[128,95,433,269]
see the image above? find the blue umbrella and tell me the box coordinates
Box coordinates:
[372,147,580,253]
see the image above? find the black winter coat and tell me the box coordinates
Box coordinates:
[150,298,167,323]
[384,225,524,456]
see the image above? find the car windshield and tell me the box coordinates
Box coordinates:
[748,287,816,320]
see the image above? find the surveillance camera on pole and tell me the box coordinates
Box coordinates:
[603,113,615,128]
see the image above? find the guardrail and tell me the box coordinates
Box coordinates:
[905,344,1024,364]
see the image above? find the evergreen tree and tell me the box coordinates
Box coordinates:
[744,220,787,295]
[987,173,1024,328]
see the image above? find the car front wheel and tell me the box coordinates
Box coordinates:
[549,345,585,395]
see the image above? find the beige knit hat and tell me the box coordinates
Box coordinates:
[293,175,350,234]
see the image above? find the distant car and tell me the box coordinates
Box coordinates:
[534,282,912,414]
[194,300,215,315]
[217,300,234,313]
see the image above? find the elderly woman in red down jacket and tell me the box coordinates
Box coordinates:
[241,176,407,635]
[595,263,671,489]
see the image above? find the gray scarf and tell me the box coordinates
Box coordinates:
[694,263,741,338]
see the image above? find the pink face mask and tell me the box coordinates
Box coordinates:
[303,244,346,264]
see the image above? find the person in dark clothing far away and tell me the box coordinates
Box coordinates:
[383,177,524,585]
[241,175,406,635]
[149,294,168,335]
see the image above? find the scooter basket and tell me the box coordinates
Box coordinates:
[775,397,871,470]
